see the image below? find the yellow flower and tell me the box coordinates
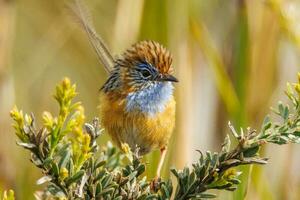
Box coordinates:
[42,111,54,130]
[223,168,241,180]
[59,167,69,180]
[82,134,91,154]
[10,106,24,126]
[121,143,131,154]
[62,77,71,90]
[295,84,300,95]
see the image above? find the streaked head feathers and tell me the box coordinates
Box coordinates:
[116,40,173,74]
[102,40,177,94]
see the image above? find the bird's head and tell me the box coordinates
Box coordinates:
[115,40,178,93]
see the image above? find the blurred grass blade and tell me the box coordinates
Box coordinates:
[231,2,250,199]
[139,0,168,44]
[112,0,144,51]
[190,19,240,116]
[267,0,300,50]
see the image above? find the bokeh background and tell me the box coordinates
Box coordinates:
[1,0,300,199]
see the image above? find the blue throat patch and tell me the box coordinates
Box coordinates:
[125,82,173,116]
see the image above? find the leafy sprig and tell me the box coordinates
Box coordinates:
[9,74,300,199]
[168,74,300,199]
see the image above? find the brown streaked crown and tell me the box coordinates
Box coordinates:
[116,41,173,74]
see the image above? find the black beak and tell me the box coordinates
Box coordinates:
[156,74,179,82]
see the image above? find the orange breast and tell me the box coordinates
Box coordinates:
[99,93,175,155]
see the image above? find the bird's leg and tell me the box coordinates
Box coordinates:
[156,146,167,178]
[151,147,167,191]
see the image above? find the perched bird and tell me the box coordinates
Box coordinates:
[70,0,178,178]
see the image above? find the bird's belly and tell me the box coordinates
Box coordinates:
[118,124,156,155]
[99,95,175,155]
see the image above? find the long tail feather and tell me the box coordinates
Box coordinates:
[68,0,114,74]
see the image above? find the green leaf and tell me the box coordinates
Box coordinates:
[228,178,241,185]
[31,156,43,167]
[225,186,238,191]
[145,194,158,200]
[283,106,289,120]
[113,196,123,200]
[16,142,36,150]
[187,180,199,196]
[218,152,227,162]
[261,115,272,133]
[36,175,52,185]
[95,182,102,195]
[58,149,71,169]
[101,174,113,188]
[95,170,107,182]
[243,145,259,157]
[47,183,65,196]
[66,170,85,186]
[278,102,284,116]
[199,164,206,180]
[67,158,74,175]
[189,171,196,185]
[136,164,146,176]
[51,162,59,177]
[198,193,217,198]
[161,184,171,198]
[262,115,271,126]
[43,157,53,167]
[127,171,138,182]
[97,188,114,196]
[170,168,179,178]
[95,160,106,169]
[293,131,300,137]
[199,193,217,199]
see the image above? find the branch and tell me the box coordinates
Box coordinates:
[9,74,300,199]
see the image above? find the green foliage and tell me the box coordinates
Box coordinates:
[10,75,300,199]
[10,78,170,199]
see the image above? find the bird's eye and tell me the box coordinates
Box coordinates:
[140,69,151,78]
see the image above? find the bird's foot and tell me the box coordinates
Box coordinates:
[150,176,161,192]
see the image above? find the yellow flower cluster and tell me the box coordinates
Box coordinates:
[43,78,92,173]
[53,78,92,172]
[69,105,91,172]
[10,106,32,143]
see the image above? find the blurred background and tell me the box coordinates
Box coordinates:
[1,0,300,199]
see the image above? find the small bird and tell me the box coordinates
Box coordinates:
[70,0,177,178]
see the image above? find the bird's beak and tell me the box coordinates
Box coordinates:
[156,74,179,82]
